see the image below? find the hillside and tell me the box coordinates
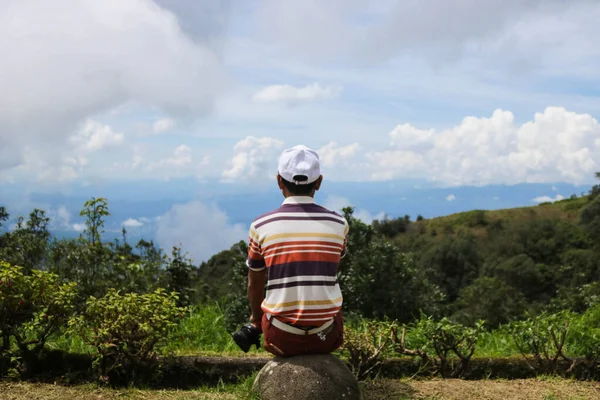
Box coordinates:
[412,194,588,235]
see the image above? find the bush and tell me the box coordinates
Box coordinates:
[0,262,77,377]
[405,314,484,377]
[339,319,393,380]
[70,288,187,384]
[566,305,600,369]
[506,311,572,373]
[454,210,488,227]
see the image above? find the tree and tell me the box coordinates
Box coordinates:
[165,246,196,308]
[79,197,110,245]
[0,206,8,230]
[339,208,444,322]
[0,209,51,273]
[453,276,526,328]
[420,232,481,303]
[486,254,553,303]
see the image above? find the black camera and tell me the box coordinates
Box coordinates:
[231,323,262,353]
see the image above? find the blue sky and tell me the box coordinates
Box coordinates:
[1,0,600,262]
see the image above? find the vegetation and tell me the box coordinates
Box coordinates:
[2,172,600,388]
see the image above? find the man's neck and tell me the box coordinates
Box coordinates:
[282,195,316,204]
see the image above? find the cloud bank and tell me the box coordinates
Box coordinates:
[0,0,227,178]
[155,201,246,263]
[368,107,600,186]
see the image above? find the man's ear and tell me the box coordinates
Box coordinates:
[276,174,285,190]
[314,175,323,191]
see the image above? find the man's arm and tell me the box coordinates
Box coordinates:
[248,268,266,327]
[246,224,266,327]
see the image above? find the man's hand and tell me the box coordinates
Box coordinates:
[249,313,262,330]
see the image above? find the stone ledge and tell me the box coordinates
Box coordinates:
[4,350,599,388]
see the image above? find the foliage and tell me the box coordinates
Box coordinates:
[165,246,196,307]
[79,197,110,246]
[420,232,480,304]
[0,209,51,274]
[453,276,527,328]
[70,288,187,384]
[339,207,444,323]
[566,305,600,367]
[0,262,77,377]
[403,315,485,377]
[340,318,393,380]
[506,311,572,373]
[219,241,252,333]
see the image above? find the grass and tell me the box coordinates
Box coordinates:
[45,303,266,358]
[41,303,585,361]
[3,378,599,400]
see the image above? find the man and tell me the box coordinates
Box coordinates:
[245,144,349,357]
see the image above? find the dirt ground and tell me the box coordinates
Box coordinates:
[2,378,600,400]
[361,378,600,400]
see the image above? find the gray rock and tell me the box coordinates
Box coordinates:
[252,354,361,400]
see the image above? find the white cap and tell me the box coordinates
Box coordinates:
[277,145,321,185]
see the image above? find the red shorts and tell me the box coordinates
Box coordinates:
[261,312,344,357]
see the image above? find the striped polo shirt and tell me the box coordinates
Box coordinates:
[246,196,349,327]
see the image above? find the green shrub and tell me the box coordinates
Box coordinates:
[70,288,187,384]
[454,210,488,227]
[567,306,600,367]
[0,262,77,377]
[507,311,572,373]
[407,314,484,377]
[339,318,393,380]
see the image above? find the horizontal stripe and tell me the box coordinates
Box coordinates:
[263,244,342,258]
[274,315,335,325]
[263,296,343,309]
[265,280,338,291]
[263,241,343,253]
[268,261,338,280]
[268,251,341,265]
[253,203,341,222]
[264,249,342,260]
[263,232,345,244]
[278,306,341,315]
[267,275,337,286]
[255,215,346,229]
[263,238,344,251]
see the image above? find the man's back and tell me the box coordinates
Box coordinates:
[247,195,348,327]
[238,144,349,357]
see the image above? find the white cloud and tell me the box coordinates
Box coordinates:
[151,145,193,168]
[155,200,246,263]
[71,119,125,152]
[317,142,360,168]
[252,83,342,104]
[153,118,176,134]
[367,150,427,181]
[222,136,284,181]
[368,107,600,186]
[532,194,565,203]
[0,0,226,176]
[446,194,456,201]
[255,0,599,75]
[323,195,384,224]
[72,223,86,233]
[123,218,144,228]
